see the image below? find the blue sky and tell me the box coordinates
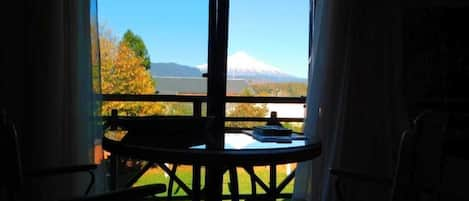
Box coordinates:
[98,0,309,78]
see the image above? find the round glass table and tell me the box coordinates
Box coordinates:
[102,130,321,201]
[103,130,319,166]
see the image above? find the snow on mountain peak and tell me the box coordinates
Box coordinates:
[197,51,290,78]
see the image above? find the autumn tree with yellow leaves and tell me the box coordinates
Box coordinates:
[100,28,164,116]
[225,88,268,128]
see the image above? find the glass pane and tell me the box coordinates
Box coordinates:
[98,0,208,116]
[222,1,309,129]
[98,1,209,193]
[226,0,309,97]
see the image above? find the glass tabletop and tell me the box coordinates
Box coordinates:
[104,130,307,150]
[103,129,318,166]
[191,132,306,150]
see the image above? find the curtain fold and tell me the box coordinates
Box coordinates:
[293,1,406,201]
[28,0,101,199]
[293,0,352,200]
[63,0,102,196]
[89,0,105,193]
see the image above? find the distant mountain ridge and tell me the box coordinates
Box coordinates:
[150,52,306,83]
[150,62,202,77]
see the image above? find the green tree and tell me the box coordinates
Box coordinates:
[282,122,304,133]
[163,102,193,116]
[226,88,268,128]
[100,27,164,116]
[121,29,151,70]
[251,82,307,97]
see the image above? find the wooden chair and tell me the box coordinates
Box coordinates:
[0,109,166,201]
[330,111,449,201]
[105,110,215,200]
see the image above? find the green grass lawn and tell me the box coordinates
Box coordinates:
[133,164,296,198]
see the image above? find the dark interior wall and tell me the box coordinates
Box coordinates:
[1,0,64,169]
[403,6,469,116]
[2,1,75,199]
[1,1,27,139]
[1,1,39,197]
[1,0,30,169]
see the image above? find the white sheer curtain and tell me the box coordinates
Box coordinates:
[293,1,407,201]
[28,0,101,200]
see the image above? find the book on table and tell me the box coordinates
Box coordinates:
[253,125,292,136]
[242,129,306,143]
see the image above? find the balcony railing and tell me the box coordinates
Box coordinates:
[102,94,306,127]
[102,94,306,132]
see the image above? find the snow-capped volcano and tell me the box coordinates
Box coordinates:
[197,51,305,82]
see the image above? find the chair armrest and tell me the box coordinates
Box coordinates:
[27,164,98,177]
[62,184,166,201]
[329,168,392,185]
[330,168,393,201]
[27,164,98,195]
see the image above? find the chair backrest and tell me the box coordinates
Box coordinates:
[107,110,214,148]
[391,111,447,201]
[1,109,24,201]
[391,127,419,201]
